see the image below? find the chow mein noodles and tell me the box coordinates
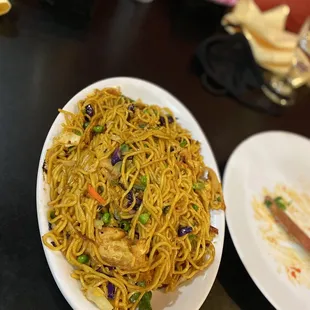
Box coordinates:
[42,87,225,310]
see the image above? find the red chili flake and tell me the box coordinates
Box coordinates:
[291,267,301,273]
[291,271,296,279]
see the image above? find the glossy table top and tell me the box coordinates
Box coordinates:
[1,0,309,309]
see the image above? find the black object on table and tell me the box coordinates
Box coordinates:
[1,0,309,309]
[195,33,285,116]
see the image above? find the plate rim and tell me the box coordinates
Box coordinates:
[223,130,310,310]
[36,77,225,310]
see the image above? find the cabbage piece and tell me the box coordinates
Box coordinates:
[86,287,113,310]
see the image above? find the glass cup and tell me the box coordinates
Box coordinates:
[262,17,310,106]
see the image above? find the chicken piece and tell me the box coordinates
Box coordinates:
[57,131,81,147]
[100,159,121,181]
[96,227,148,270]
[207,168,221,193]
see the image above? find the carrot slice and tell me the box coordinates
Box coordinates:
[88,184,105,204]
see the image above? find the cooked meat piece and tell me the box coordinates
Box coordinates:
[209,225,218,235]
[96,227,148,270]
[57,131,81,147]
[267,196,310,252]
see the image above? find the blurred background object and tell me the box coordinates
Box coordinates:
[209,0,237,7]
[221,0,310,106]
[255,0,309,34]
[0,0,11,15]
[222,0,297,75]
[262,17,310,106]
[40,0,94,24]
[135,0,154,3]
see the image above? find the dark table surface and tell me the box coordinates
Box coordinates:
[1,0,309,309]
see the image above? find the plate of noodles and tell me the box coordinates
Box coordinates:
[37,77,225,310]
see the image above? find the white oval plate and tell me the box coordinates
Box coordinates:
[223,131,310,310]
[36,77,225,310]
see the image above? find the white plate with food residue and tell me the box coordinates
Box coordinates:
[36,77,225,310]
[223,131,310,310]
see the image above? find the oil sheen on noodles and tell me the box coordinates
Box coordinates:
[42,88,225,310]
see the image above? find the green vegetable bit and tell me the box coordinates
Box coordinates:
[110,179,119,186]
[264,198,272,208]
[97,186,104,194]
[83,122,90,129]
[77,254,89,264]
[93,125,104,133]
[120,220,131,232]
[129,292,141,303]
[180,140,187,147]
[274,196,286,210]
[121,95,134,103]
[139,124,146,128]
[141,175,147,186]
[73,129,82,136]
[192,182,204,190]
[50,210,56,219]
[137,281,146,287]
[216,196,221,202]
[138,291,152,310]
[192,204,198,211]
[139,213,150,225]
[102,212,111,224]
[133,184,146,191]
[188,234,196,241]
[120,144,130,153]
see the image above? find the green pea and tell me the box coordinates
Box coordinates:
[192,204,198,211]
[93,125,104,133]
[50,210,56,219]
[83,122,90,129]
[77,254,89,264]
[120,220,131,232]
[180,140,187,147]
[141,175,147,186]
[120,144,130,153]
[139,124,146,128]
[137,281,146,287]
[102,212,111,224]
[139,213,150,225]
[129,292,141,303]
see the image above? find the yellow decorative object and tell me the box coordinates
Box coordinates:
[222,0,298,75]
[0,0,11,16]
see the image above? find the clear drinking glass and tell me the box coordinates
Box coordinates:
[262,17,310,106]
